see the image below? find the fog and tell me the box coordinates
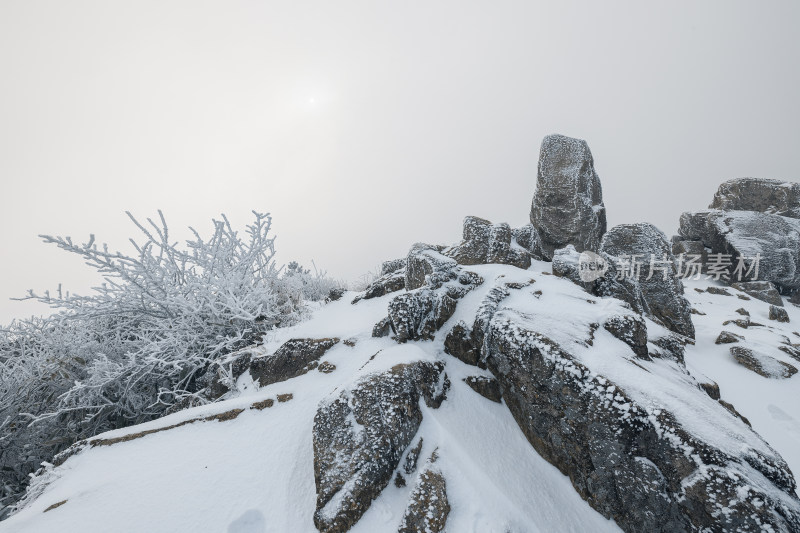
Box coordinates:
[1,1,798,323]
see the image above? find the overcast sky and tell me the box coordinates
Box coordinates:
[1,1,799,323]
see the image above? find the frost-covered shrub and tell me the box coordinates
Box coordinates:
[0,211,336,516]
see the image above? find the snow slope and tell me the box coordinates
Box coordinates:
[1,270,621,533]
[5,262,800,532]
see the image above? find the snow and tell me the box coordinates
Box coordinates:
[2,282,619,533]
[5,260,800,532]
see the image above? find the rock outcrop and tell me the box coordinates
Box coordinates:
[443,216,531,269]
[405,244,456,291]
[530,134,607,259]
[249,338,339,388]
[710,178,800,218]
[485,309,800,532]
[312,360,447,533]
[600,223,695,339]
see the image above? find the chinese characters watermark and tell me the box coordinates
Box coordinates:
[577,252,761,283]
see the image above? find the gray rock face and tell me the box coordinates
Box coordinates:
[679,210,800,291]
[443,321,481,367]
[484,312,800,532]
[512,223,545,259]
[443,216,531,269]
[731,281,784,306]
[600,223,695,339]
[398,452,450,533]
[463,376,502,403]
[551,245,646,314]
[710,178,800,218]
[249,338,339,388]
[405,244,457,291]
[770,305,790,323]
[730,346,798,379]
[603,314,649,359]
[388,290,457,343]
[715,331,743,344]
[352,270,406,303]
[312,360,447,533]
[530,134,607,260]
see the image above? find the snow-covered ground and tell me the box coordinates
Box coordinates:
[4,262,800,532]
[1,266,621,533]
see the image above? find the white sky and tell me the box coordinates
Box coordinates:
[1,1,799,323]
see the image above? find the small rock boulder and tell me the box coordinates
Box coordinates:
[709,177,800,218]
[249,338,339,388]
[770,305,790,323]
[530,134,607,259]
[405,243,457,291]
[715,331,743,344]
[731,281,783,306]
[603,314,649,359]
[398,451,450,533]
[730,346,798,379]
[600,223,695,338]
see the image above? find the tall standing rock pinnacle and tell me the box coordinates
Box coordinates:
[530,134,607,259]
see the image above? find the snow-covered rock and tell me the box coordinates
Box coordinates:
[710,177,800,218]
[530,134,607,259]
[600,223,695,339]
[679,209,800,291]
[443,216,531,269]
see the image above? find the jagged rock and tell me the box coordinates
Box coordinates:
[709,177,800,218]
[463,376,502,403]
[736,307,750,316]
[443,321,481,367]
[723,317,751,329]
[603,314,649,359]
[312,360,447,533]
[679,210,800,291]
[398,452,450,533]
[530,134,607,259]
[769,305,790,323]
[732,281,784,306]
[405,243,456,291]
[372,316,393,338]
[485,311,800,532]
[388,290,457,343]
[317,361,336,374]
[715,331,743,344]
[249,338,339,387]
[706,287,731,296]
[600,223,695,338]
[443,216,531,268]
[512,223,545,259]
[394,473,406,488]
[730,346,798,379]
[353,270,406,303]
[699,381,721,400]
[649,333,687,365]
[381,258,406,275]
[552,245,646,314]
